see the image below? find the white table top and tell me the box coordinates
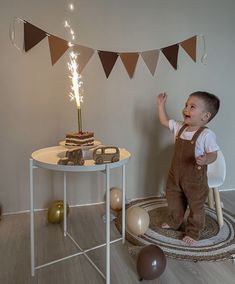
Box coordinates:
[31,146,131,172]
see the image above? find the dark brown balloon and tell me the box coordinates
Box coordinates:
[137,244,167,280]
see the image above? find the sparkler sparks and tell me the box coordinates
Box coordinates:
[65,1,83,132]
[67,51,83,108]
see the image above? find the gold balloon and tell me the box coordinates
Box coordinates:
[126,206,150,236]
[110,187,122,211]
[47,200,69,224]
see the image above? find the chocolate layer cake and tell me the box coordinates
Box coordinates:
[65,131,94,146]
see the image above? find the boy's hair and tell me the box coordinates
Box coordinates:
[190,91,220,122]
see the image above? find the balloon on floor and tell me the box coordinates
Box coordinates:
[137,244,167,281]
[126,206,150,235]
[47,200,69,224]
[110,187,122,211]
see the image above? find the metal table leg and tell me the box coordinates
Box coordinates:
[29,158,35,277]
[122,164,126,244]
[63,172,67,236]
[105,165,110,284]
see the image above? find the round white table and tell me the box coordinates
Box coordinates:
[30,146,131,284]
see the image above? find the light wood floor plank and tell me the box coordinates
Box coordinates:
[0,192,234,284]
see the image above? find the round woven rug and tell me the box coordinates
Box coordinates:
[116,197,235,261]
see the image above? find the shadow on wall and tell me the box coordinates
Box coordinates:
[134,103,174,197]
[143,141,173,197]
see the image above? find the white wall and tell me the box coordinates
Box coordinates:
[0,0,235,213]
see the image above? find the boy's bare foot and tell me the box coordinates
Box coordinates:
[161,223,171,229]
[182,235,196,246]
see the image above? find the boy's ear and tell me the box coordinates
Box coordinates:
[203,111,211,121]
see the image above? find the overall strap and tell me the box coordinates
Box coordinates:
[191,126,207,143]
[176,124,188,139]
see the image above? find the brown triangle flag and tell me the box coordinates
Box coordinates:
[98,51,119,78]
[48,35,69,65]
[120,53,139,78]
[24,22,47,52]
[161,44,179,70]
[72,45,95,72]
[180,36,197,62]
[141,49,160,76]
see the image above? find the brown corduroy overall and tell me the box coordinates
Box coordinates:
[166,124,209,240]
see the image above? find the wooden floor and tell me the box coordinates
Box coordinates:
[0,192,235,284]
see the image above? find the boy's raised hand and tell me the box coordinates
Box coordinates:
[156,92,169,128]
[157,92,167,106]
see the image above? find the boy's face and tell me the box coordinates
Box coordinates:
[182,96,211,127]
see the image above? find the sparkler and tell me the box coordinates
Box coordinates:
[65,2,83,133]
[67,51,83,133]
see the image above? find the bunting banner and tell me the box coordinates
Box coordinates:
[12,18,202,79]
[161,44,179,70]
[180,35,197,62]
[141,49,160,76]
[98,51,119,78]
[72,45,95,73]
[24,21,47,52]
[120,52,139,78]
[48,35,69,65]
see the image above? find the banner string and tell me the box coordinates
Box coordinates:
[199,34,207,65]
[9,17,25,52]
[9,16,50,50]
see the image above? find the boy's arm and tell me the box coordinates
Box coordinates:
[196,151,217,166]
[157,93,170,128]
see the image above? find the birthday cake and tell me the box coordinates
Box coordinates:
[65,131,94,146]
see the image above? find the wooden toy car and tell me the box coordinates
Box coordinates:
[93,146,120,164]
[58,148,85,166]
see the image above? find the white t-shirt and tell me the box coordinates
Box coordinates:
[169,119,219,158]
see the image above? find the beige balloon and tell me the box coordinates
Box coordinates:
[126,206,150,236]
[110,187,122,211]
